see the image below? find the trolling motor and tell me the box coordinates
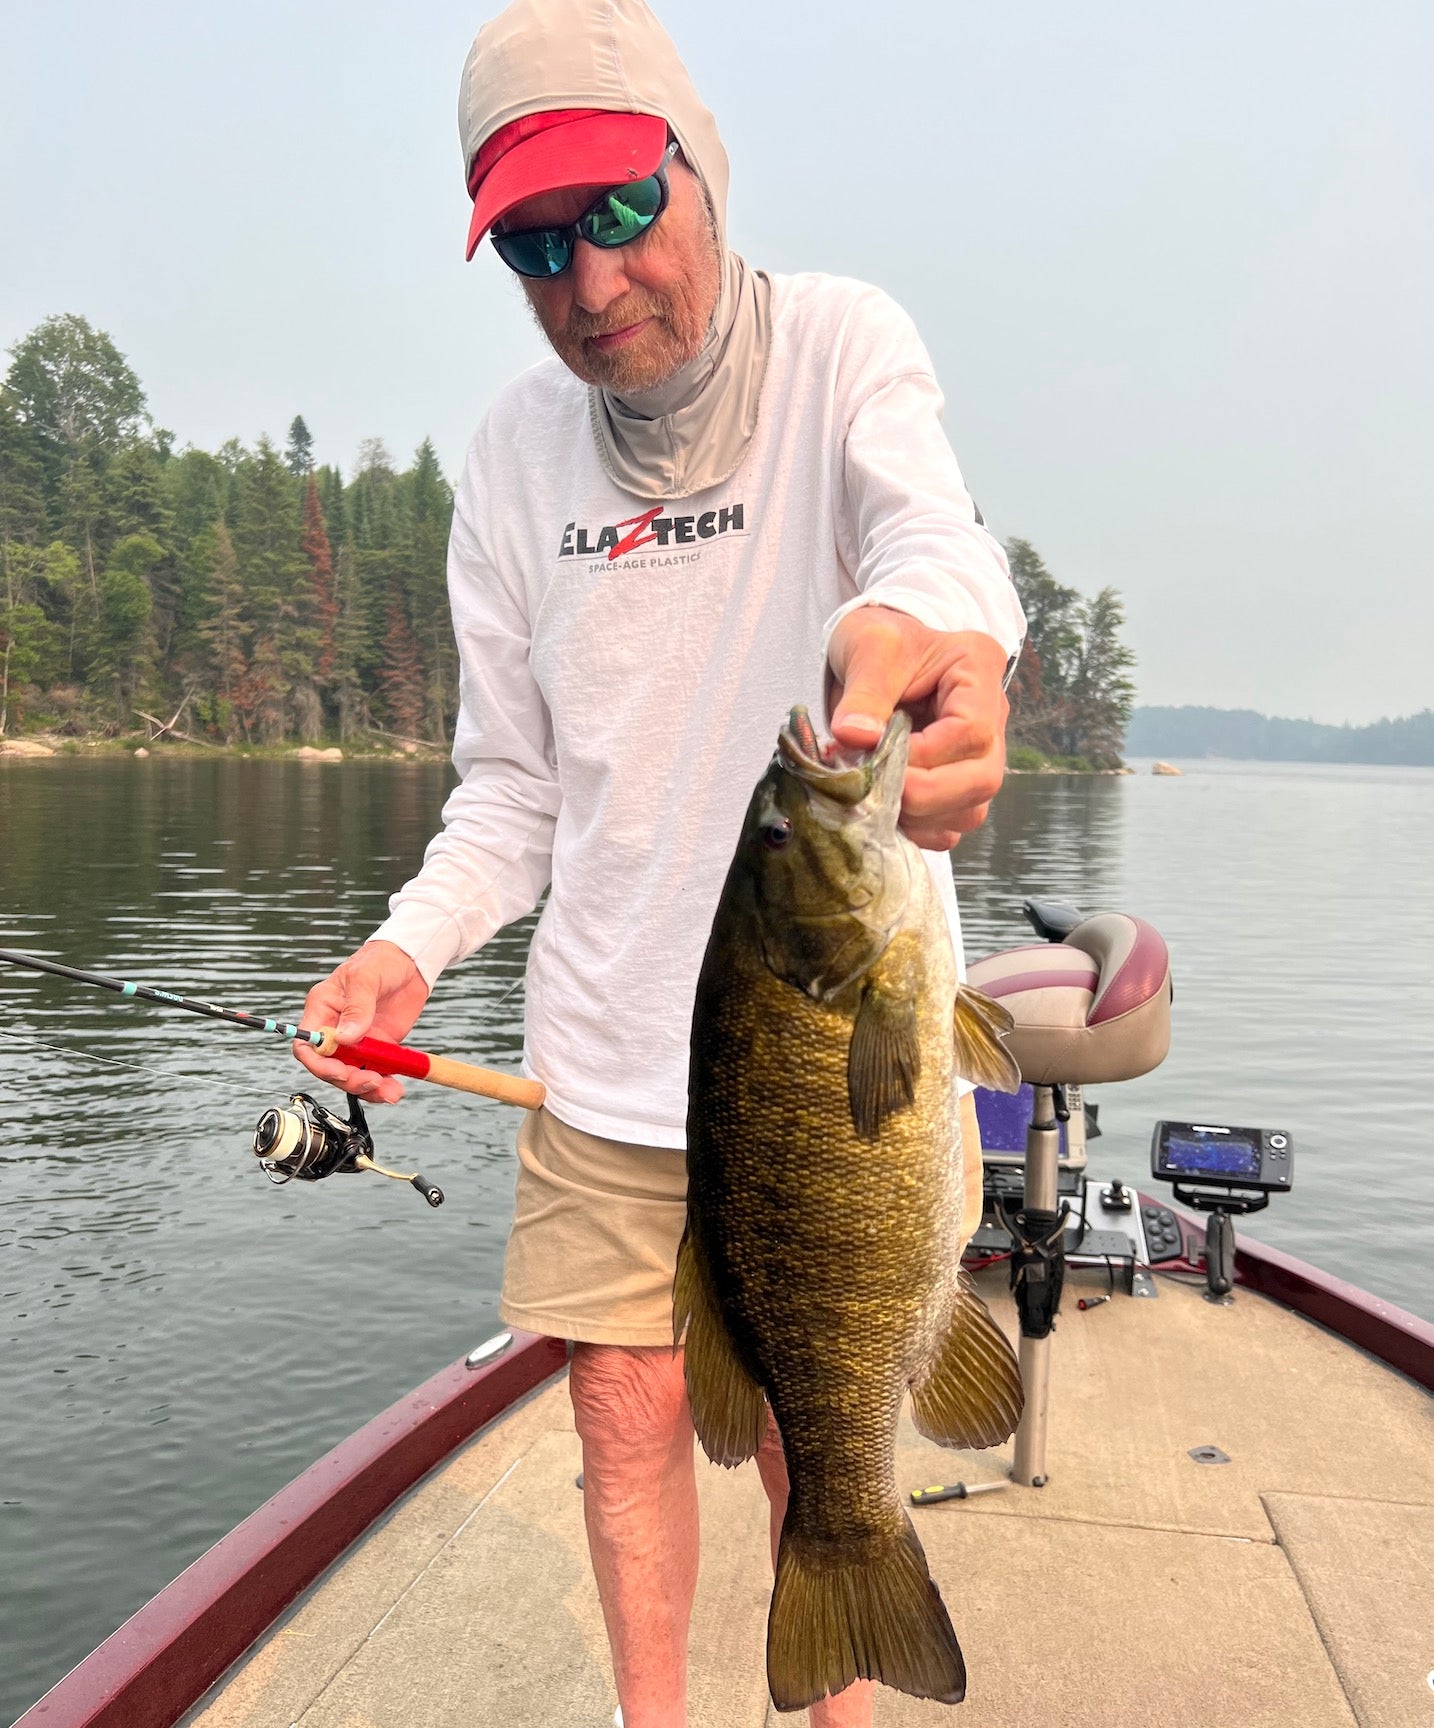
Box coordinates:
[253,1092,445,1208]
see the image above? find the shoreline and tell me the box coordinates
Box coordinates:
[0,733,449,763]
[1,734,1130,774]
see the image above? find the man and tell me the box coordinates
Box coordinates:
[297,2,1024,1722]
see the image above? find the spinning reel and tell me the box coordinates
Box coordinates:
[252,1092,445,1208]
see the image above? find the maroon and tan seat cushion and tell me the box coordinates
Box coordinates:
[967,913,1171,1086]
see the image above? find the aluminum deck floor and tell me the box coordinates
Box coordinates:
[183,1266,1433,1728]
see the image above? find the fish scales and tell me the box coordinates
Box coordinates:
[679,705,1023,1712]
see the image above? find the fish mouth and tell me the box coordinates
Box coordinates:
[776,706,911,806]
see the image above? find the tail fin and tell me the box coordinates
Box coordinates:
[766,1514,965,1711]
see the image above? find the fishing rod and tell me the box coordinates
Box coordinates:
[0,947,544,1106]
[0,947,548,1207]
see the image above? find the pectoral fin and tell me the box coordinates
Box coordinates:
[910,1268,1024,1447]
[954,983,1021,1093]
[673,1221,766,1467]
[848,984,921,1141]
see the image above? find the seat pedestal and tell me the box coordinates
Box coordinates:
[1011,1093,1062,1487]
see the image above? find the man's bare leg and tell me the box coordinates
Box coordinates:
[755,1414,876,1728]
[570,1343,698,1728]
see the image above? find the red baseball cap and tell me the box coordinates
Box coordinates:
[465,107,669,262]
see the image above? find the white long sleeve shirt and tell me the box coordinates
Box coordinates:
[373,272,1026,1146]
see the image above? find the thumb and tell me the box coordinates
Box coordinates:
[829,617,910,748]
[333,975,378,1045]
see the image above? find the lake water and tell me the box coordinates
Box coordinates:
[2,754,1431,1720]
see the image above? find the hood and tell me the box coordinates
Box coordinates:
[459,0,771,500]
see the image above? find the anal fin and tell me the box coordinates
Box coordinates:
[673,1221,766,1467]
[910,1267,1024,1448]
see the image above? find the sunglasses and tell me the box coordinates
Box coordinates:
[490,141,680,279]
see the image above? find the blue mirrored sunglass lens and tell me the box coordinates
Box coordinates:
[492,229,572,277]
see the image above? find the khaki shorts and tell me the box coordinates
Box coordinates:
[499,1094,985,1348]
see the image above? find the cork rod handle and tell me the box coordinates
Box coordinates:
[424,1054,546,1111]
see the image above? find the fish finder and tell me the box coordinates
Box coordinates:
[1150,1120,1293,1301]
[1151,1121,1293,1193]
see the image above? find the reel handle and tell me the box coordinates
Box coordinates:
[313,1028,545,1111]
[413,1174,445,1208]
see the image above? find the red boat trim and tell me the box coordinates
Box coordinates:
[14,1329,569,1728]
[1234,1231,1434,1391]
[1159,1201,1434,1392]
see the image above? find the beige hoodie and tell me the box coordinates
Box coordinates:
[459,0,771,500]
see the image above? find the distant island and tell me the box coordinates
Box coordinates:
[1127,706,1434,767]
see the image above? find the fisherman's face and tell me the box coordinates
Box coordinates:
[501,159,721,394]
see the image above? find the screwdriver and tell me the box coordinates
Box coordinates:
[909,1480,1008,1505]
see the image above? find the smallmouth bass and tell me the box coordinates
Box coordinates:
[678,706,1023,1711]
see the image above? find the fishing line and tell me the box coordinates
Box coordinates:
[0,1025,244,1094]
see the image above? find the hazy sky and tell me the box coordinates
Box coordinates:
[3,1,1430,723]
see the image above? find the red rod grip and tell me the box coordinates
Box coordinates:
[333,1034,433,1082]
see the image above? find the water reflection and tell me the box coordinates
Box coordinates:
[954,772,1128,953]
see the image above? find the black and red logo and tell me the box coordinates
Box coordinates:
[558,502,746,562]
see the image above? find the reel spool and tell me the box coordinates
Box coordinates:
[253,1092,444,1208]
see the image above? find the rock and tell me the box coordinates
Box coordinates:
[294,746,320,760]
[319,746,343,761]
[133,747,149,758]
[1152,760,1183,776]
[0,738,55,757]
[402,742,419,756]
[296,745,344,761]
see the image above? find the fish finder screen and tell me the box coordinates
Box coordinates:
[1166,1136,1261,1178]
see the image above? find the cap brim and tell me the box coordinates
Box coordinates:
[466,111,669,262]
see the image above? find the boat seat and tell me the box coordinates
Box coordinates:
[967,913,1171,1086]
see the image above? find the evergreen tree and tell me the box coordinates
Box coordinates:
[196,522,245,741]
[162,448,228,684]
[1,543,72,734]
[285,415,315,478]
[378,592,426,738]
[1005,537,1082,757]
[317,463,348,556]
[95,532,162,726]
[300,476,339,690]
[1062,587,1137,769]
[331,540,369,741]
[107,442,178,665]
[403,438,456,741]
[1005,539,1136,766]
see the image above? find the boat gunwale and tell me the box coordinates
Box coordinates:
[12,1329,569,1728]
[14,1213,1433,1728]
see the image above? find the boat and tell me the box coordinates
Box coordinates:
[15,904,1434,1728]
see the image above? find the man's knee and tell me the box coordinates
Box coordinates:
[570,1343,692,1457]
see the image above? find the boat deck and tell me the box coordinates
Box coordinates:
[183,1265,1432,1728]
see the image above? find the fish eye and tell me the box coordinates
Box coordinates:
[760,817,793,850]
